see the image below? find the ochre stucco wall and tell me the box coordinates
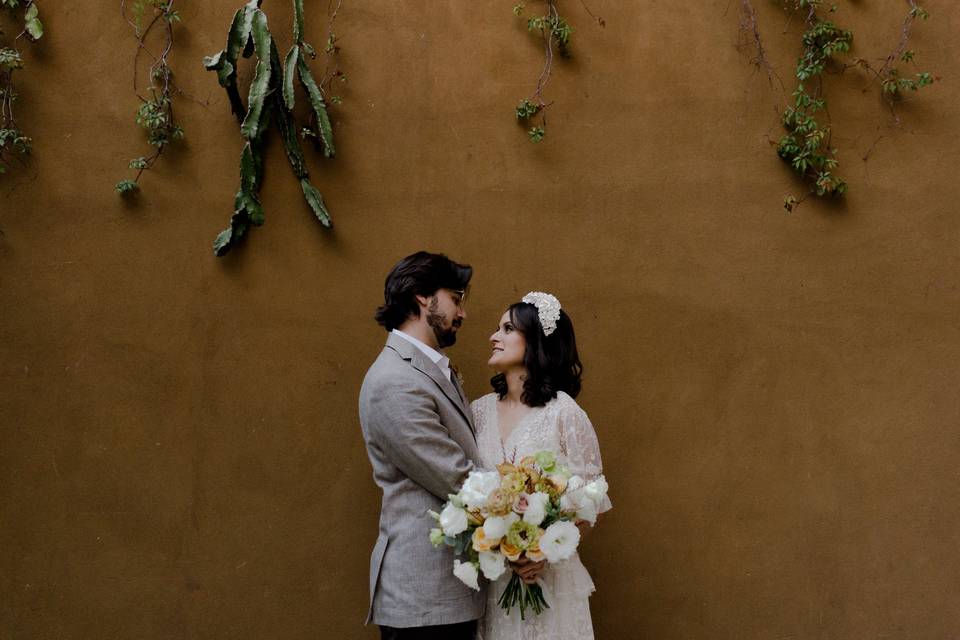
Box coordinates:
[3,2,960,638]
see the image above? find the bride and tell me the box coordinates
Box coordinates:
[472,292,612,640]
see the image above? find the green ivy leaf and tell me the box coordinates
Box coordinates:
[116,179,139,195]
[24,3,42,40]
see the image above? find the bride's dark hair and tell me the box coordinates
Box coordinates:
[490,302,582,407]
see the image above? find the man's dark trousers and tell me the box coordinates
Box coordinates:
[379,620,477,640]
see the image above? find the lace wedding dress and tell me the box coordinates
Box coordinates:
[472,391,612,640]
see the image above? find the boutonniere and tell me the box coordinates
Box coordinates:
[451,364,465,387]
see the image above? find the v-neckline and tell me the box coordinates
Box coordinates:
[493,395,541,463]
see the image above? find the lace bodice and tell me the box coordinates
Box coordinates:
[471,391,611,640]
[472,392,609,494]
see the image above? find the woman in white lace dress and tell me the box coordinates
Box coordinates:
[472,292,612,640]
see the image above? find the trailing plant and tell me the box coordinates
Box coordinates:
[0,0,42,176]
[846,1,936,127]
[738,0,937,211]
[116,0,185,195]
[777,2,852,207]
[204,0,344,256]
[512,1,602,143]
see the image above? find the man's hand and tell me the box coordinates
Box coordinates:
[511,556,547,585]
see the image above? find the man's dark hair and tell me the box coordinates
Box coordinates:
[374,251,473,331]
[491,302,583,406]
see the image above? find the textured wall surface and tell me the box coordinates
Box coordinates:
[2,1,960,638]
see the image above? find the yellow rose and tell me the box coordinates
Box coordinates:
[485,488,515,517]
[546,473,567,494]
[499,540,522,562]
[497,462,518,476]
[472,527,495,553]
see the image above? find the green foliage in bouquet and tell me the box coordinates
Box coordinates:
[0,0,42,177]
[116,0,185,196]
[203,0,344,256]
[511,1,603,143]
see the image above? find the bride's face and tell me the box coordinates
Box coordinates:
[488,310,526,371]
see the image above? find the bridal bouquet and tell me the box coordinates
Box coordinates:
[428,451,609,619]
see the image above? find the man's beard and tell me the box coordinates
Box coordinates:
[427,297,461,348]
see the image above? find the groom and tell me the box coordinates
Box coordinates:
[359,251,485,640]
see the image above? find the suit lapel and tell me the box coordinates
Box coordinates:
[385,334,476,437]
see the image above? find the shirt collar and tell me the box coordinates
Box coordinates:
[392,329,450,371]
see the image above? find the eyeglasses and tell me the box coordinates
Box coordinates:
[450,288,468,309]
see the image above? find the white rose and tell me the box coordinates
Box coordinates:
[459,470,501,511]
[583,476,609,506]
[576,498,598,525]
[539,520,581,563]
[522,491,551,527]
[453,559,480,590]
[483,512,519,542]
[439,502,468,536]
[566,475,586,493]
[478,550,508,581]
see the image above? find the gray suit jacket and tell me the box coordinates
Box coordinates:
[358,333,486,628]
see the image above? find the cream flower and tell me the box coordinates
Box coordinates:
[459,470,500,511]
[583,475,609,506]
[453,559,480,590]
[439,502,468,536]
[522,491,551,527]
[479,550,508,581]
[539,521,581,563]
[483,512,520,543]
[575,498,598,525]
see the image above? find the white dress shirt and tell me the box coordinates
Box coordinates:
[392,329,452,382]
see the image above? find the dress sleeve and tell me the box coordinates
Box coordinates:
[558,398,613,514]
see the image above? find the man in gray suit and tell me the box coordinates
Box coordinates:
[359,251,485,640]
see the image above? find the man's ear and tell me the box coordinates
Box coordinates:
[414,294,431,309]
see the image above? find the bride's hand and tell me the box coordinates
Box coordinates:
[511,556,547,584]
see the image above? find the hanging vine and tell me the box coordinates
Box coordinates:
[203,0,344,256]
[0,0,42,177]
[777,3,852,206]
[847,1,935,127]
[116,0,185,195]
[738,0,937,211]
[512,1,602,143]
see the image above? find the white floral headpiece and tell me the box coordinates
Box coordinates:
[521,291,562,336]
